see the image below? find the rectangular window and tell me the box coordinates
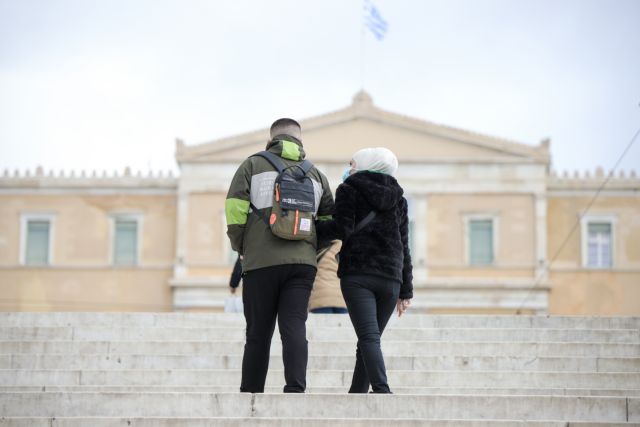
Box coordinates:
[25,220,51,265]
[113,219,138,266]
[469,219,494,265]
[587,222,612,268]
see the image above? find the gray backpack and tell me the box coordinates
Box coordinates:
[249,151,316,240]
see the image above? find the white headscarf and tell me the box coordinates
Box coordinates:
[351,147,398,177]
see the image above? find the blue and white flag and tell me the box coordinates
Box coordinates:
[363,0,388,41]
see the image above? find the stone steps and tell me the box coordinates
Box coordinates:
[3,385,640,396]
[1,312,638,424]
[2,369,639,388]
[2,326,638,342]
[2,353,639,372]
[1,392,638,422]
[2,313,639,329]
[1,418,638,427]
[2,340,638,357]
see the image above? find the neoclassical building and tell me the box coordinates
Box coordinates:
[1,92,638,314]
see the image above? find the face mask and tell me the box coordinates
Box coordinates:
[341,168,352,182]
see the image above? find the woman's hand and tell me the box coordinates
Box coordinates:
[396,298,411,317]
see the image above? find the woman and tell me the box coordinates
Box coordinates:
[316,147,413,394]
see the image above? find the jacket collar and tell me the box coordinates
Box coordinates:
[266,135,306,161]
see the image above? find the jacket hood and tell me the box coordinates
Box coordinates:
[344,171,404,211]
[266,136,306,161]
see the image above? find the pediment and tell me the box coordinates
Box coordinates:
[176,92,549,165]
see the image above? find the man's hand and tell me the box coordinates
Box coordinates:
[230,287,237,295]
[396,298,411,317]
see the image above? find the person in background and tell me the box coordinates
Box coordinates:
[229,255,242,294]
[309,240,347,314]
[316,147,413,394]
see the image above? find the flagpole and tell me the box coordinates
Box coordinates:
[361,0,387,90]
[360,24,365,90]
[360,2,365,90]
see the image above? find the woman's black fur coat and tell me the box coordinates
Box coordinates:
[316,171,413,299]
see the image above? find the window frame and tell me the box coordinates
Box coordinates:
[463,213,499,267]
[580,214,616,269]
[108,212,143,267]
[19,213,56,266]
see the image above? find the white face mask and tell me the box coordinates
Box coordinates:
[341,168,353,182]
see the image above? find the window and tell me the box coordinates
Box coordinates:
[20,214,55,266]
[113,217,139,266]
[25,220,51,265]
[583,218,614,268]
[587,223,612,267]
[467,217,495,266]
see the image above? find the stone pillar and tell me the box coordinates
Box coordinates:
[173,190,189,279]
[534,194,548,281]
[415,196,428,279]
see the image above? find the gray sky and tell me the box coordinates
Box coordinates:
[1,0,639,176]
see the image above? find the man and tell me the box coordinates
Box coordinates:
[225,118,334,393]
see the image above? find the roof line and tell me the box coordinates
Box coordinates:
[177,92,548,163]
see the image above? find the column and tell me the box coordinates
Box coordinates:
[173,189,189,278]
[534,193,548,281]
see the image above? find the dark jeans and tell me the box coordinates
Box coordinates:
[340,274,400,393]
[310,307,348,314]
[240,264,315,393]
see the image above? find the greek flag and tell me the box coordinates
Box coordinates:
[363,0,388,41]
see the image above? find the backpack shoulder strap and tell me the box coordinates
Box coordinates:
[299,159,313,175]
[252,151,285,173]
[343,211,377,243]
[248,151,284,227]
[252,151,314,175]
[353,211,377,234]
[249,201,270,226]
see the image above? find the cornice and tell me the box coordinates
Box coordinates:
[176,91,550,164]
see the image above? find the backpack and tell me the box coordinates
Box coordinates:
[249,151,317,240]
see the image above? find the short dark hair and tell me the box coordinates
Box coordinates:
[270,118,300,134]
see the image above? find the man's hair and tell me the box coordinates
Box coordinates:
[270,118,301,140]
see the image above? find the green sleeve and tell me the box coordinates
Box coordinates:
[225,159,252,254]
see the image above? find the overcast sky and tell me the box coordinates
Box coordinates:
[1,0,639,176]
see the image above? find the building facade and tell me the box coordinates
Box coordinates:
[1,92,638,314]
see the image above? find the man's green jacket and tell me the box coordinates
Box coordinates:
[225,137,334,272]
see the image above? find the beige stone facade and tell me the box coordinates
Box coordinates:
[547,177,640,315]
[0,172,177,311]
[1,92,638,314]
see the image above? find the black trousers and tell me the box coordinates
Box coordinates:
[340,274,400,393]
[240,263,316,393]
